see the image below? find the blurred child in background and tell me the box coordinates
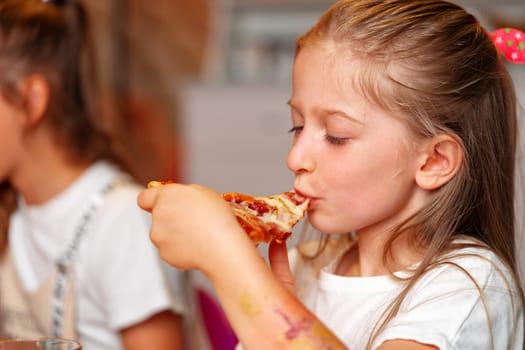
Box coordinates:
[0,0,184,349]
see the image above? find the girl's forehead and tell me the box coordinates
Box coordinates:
[297,43,343,70]
[293,45,424,148]
[297,44,381,89]
[294,45,392,118]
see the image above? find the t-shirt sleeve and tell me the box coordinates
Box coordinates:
[373,254,523,350]
[83,185,186,331]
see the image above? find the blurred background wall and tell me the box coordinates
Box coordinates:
[83,0,212,184]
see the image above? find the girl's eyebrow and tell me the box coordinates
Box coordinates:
[287,99,365,126]
[324,109,365,126]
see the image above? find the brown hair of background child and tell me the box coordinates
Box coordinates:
[0,0,123,251]
[296,0,523,347]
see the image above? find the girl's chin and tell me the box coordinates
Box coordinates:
[308,217,347,235]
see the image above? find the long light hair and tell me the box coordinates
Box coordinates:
[296,0,524,348]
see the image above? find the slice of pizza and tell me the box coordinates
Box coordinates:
[221,191,309,244]
[146,181,309,244]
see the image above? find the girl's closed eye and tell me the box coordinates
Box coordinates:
[288,125,351,145]
[288,125,303,136]
[324,133,350,145]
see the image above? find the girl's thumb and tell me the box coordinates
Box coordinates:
[268,240,296,294]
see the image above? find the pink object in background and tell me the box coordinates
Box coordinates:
[489,28,525,64]
[196,288,238,350]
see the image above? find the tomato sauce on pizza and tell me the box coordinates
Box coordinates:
[221,191,309,244]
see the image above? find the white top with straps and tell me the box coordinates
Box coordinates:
[8,161,184,350]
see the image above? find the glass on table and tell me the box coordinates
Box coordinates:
[0,338,81,350]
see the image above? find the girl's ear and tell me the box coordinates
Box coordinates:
[18,74,50,125]
[415,134,463,190]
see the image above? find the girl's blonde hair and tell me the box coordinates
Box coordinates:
[296,0,523,347]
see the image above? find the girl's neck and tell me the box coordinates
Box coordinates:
[16,159,90,206]
[336,230,424,277]
[11,137,91,205]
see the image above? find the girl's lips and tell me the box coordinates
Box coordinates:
[294,189,315,208]
[294,188,308,199]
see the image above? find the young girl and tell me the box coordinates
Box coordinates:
[0,0,184,349]
[138,0,524,349]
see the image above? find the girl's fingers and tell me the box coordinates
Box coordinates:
[268,240,296,293]
[137,187,160,212]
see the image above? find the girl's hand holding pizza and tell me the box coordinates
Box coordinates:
[139,181,309,279]
[138,183,253,275]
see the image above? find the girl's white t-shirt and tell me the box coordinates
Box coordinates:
[290,240,523,349]
[9,161,184,350]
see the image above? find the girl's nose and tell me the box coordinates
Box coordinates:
[286,136,315,174]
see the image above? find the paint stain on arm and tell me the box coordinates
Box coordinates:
[240,289,263,317]
[238,289,346,349]
[274,306,347,349]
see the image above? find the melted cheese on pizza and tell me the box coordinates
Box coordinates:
[222,191,309,244]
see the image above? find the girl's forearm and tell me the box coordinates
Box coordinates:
[206,244,347,349]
